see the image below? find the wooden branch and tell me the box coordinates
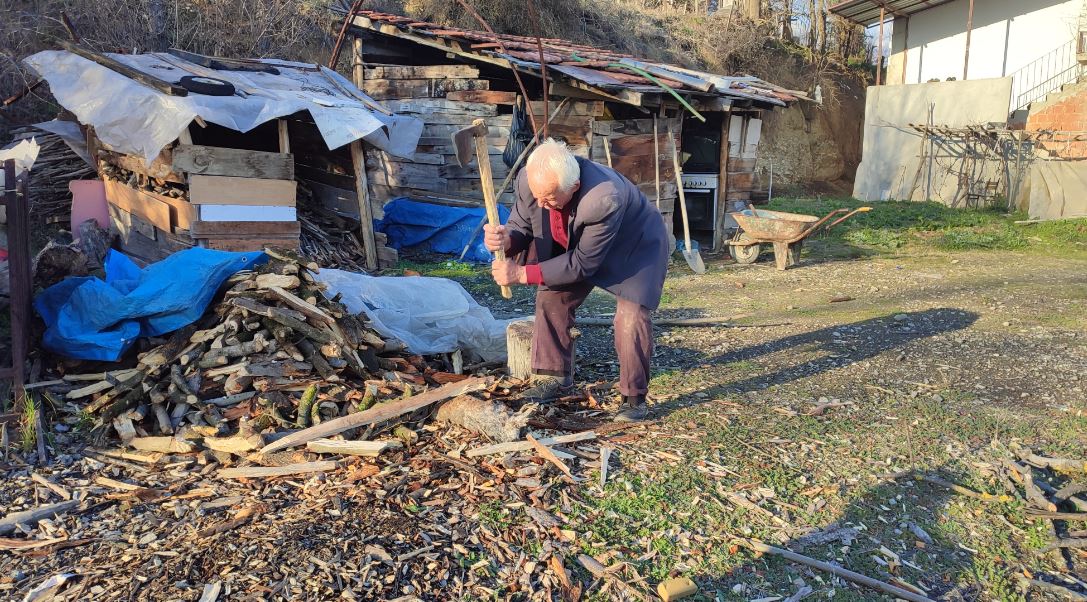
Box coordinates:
[1016,574,1087,601]
[740,539,935,602]
[0,500,80,535]
[129,437,195,454]
[1040,538,1087,553]
[466,431,597,457]
[1026,510,1087,521]
[218,461,338,479]
[1023,452,1087,474]
[305,439,402,456]
[259,377,491,454]
[59,40,187,96]
[265,286,334,325]
[885,471,1013,503]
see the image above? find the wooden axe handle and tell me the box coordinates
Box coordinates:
[472,118,513,299]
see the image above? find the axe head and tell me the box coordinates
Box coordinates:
[450,119,488,168]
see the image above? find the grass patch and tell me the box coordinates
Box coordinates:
[765,197,1087,257]
[396,259,482,278]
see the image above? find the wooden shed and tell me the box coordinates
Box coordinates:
[23,46,425,269]
[344,10,800,251]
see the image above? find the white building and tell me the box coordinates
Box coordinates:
[831,0,1087,219]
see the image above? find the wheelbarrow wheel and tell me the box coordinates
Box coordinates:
[730,243,760,265]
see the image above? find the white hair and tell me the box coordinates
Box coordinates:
[526,138,580,192]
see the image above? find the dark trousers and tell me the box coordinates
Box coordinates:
[531,281,653,396]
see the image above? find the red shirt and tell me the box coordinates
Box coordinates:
[524,206,569,285]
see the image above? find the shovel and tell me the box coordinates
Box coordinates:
[668,127,706,274]
[451,118,513,299]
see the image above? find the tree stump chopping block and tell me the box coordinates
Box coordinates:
[505,318,580,380]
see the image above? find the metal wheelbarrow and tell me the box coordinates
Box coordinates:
[727,206,871,270]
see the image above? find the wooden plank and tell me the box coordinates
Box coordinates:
[611,154,674,185]
[368,157,510,181]
[200,237,298,252]
[726,189,752,201]
[350,141,378,271]
[173,145,294,180]
[109,203,157,241]
[421,123,509,139]
[261,377,490,454]
[362,78,490,100]
[593,117,682,136]
[191,221,301,238]
[415,140,507,153]
[727,171,754,192]
[410,113,513,127]
[389,98,497,116]
[189,175,296,206]
[728,157,756,171]
[102,148,183,183]
[278,120,290,154]
[103,178,172,232]
[218,461,338,479]
[606,133,678,156]
[445,90,518,104]
[364,65,479,79]
[198,205,296,221]
[714,110,732,252]
[528,100,604,116]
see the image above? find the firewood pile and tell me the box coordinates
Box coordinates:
[97,161,185,198]
[31,248,473,452]
[297,182,397,272]
[1,242,654,598]
[7,129,96,224]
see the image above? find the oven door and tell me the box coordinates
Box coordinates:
[676,188,718,250]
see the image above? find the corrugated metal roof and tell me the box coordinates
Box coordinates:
[346,10,801,108]
[829,0,958,26]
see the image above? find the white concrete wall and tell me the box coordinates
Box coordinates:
[886,0,1081,85]
[853,78,1013,203]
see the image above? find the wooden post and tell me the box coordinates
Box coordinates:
[963,0,975,80]
[713,110,732,252]
[277,120,290,154]
[350,35,378,271]
[875,7,885,86]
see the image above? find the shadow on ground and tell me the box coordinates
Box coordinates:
[650,308,979,419]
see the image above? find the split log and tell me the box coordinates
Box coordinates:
[0,500,80,535]
[527,433,580,481]
[204,433,265,454]
[466,431,597,457]
[255,273,301,289]
[260,377,491,454]
[265,286,334,324]
[219,461,338,479]
[434,395,532,442]
[129,436,195,454]
[305,439,402,456]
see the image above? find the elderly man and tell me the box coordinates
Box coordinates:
[486,139,670,422]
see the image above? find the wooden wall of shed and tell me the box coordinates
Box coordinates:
[591,117,681,240]
[362,64,601,207]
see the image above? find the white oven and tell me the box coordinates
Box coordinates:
[679,173,718,250]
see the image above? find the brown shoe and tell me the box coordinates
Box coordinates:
[615,395,648,422]
[522,375,573,402]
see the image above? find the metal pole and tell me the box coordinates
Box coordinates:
[876,7,885,86]
[964,0,974,80]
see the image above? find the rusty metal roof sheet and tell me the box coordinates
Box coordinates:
[829,0,958,26]
[346,9,801,108]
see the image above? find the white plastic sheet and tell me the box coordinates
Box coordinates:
[24,51,423,163]
[316,269,510,362]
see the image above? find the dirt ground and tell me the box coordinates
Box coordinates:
[3,210,1086,601]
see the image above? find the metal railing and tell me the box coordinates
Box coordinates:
[1010,39,1084,112]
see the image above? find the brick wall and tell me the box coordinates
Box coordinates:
[1026,85,1087,158]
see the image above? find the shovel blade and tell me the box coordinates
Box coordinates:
[682,249,706,274]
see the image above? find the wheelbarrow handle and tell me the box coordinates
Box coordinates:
[825,206,872,232]
[786,208,848,243]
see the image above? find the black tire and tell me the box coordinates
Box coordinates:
[731,243,760,264]
[178,75,235,97]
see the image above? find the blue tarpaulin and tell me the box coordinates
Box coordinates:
[35,248,265,361]
[376,198,510,263]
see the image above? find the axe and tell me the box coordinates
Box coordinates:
[452,118,512,299]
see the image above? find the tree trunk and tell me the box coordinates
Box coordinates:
[741,0,760,20]
[148,0,169,51]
